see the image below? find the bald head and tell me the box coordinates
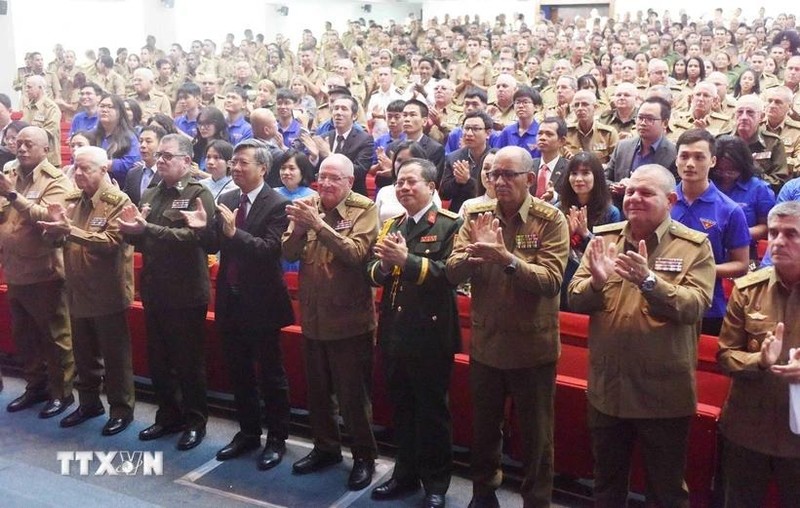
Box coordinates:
[250,108,277,140]
[321,153,354,177]
[15,126,50,171]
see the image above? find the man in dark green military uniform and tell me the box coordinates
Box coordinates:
[367,158,462,508]
[117,133,216,451]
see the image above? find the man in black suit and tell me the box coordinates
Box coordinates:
[123,125,164,206]
[390,99,445,182]
[367,157,462,508]
[606,96,678,209]
[531,116,569,202]
[184,139,295,469]
[440,111,493,213]
[305,95,374,197]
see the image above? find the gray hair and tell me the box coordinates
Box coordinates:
[633,164,676,194]
[133,67,154,82]
[557,75,578,91]
[234,138,273,168]
[161,133,193,157]
[26,75,46,88]
[321,153,354,177]
[768,201,800,223]
[73,146,109,168]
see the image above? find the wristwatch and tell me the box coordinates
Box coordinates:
[504,255,519,275]
[639,270,657,293]
[6,191,17,202]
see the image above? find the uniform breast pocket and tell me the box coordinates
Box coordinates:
[412,241,442,258]
[743,320,778,353]
[161,209,185,225]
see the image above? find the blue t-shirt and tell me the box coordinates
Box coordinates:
[718,177,775,228]
[100,132,141,187]
[69,111,99,137]
[671,182,751,319]
[175,115,198,139]
[279,119,302,149]
[777,176,800,203]
[227,116,253,146]
[491,121,541,159]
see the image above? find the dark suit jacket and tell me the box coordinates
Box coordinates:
[367,205,462,356]
[531,156,569,196]
[389,134,445,183]
[213,185,294,332]
[605,135,678,183]
[440,147,489,213]
[319,128,374,197]
[122,164,162,206]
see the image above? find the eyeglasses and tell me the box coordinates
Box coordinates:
[155,152,188,162]
[317,173,346,183]
[485,170,528,181]
[636,115,660,125]
[514,99,535,106]
[463,125,487,132]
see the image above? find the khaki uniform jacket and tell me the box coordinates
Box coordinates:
[568,219,715,418]
[96,71,126,96]
[718,267,800,458]
[0,159,73,285]
[668,110,734,142]
[598,109,637,138]
[22,96,62,167]
[128,90,172,120]
[763,117,800,177]
[282,192,378,341]
[455,60,492,103]
[446,196,569,369]
[747,129,789,191]
[564,121,619,164]
[62,180,134,318]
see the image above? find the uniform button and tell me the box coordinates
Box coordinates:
[431,315,437,321]
[397,306,402,312]
[425,249,430,254]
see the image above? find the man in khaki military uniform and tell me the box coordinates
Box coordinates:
[282,154,379,491]
[541,75,577,125]
[717,201,800,507]
[598,83,639,139]
[198,74,226,110]
[564,90,619,164]
[454,37,492,104]
[568,39,595,78]
[733,95,789,193]
[427,79,463,143]
[22,75,62,168]
[446,146,569,508]
[763,86,800,177]
[14,52,61,101]
[669,81,734,142]
[297,46,327,101]
[37,146,135,436]
[1,127,75,419]
[782,56,800,119]
[486,74,518,132]
[128,68,172,121]
[153,59,179,105]
[707,72,737,117]
[94,55,126,97]
[569,164,715,508]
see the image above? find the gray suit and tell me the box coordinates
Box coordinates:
[605,136,678,183]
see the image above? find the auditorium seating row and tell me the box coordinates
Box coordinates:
[0,257,781,507]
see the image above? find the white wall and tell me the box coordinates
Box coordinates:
[420,0,539,24]
[611,1,796,24]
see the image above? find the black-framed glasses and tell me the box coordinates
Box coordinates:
[155,151,188,162]
[636,115,659,125]
[486,170,528,181]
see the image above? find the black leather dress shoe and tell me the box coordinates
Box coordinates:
[371,478,421,500]
[467,493,499,508]
[257,439,286,471]
[60,405,105,428]
[39,395,75,419]
[423,493,447,508]
[347,458,375,491]
[292,449,343,474]
[138,422,185,441]
[176,428,206,451]
[6,391,48,412]
[102,416,133,436]
[216,433,261,461]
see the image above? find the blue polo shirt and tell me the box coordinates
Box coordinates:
[491,121,541,158]
[101,132,141,186]
[671,181,751,319]
[227,116,253,146]
[446,127,499,155]
[718,176,775,228]
[777,176,800,203]
[279,118,302,149]
[69,111,98,137]
[175,114,199,138]
[372,132,405,163]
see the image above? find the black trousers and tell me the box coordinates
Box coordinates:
[144,304,208,429]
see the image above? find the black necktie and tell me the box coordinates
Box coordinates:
[335,135,345,153]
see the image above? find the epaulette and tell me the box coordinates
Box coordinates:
[40,163,62,179]
[345,192,373,209]
[528,199,559,221]
[595,121,615,133]
[466,201,496,215]
[437,208,460,220]
[566,122,579,130]
[760,129,781,141]
[784,117,800,129]
[734,267,773,290]
[593,220,626,234]
[710,111,732,121]
[669,222,708,245]
[65,190,82,201]
[100,190,124,206]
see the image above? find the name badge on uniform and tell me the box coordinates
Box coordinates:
[421,235,438,242]
[89,217,107,227]
[748,339,760,352]
[747,311,769,321]
[515,233,540,249]
[753,151,771,160]
[171,199,190,209]
[334,219,352,231]
[654,257,683,272]
[26,190,40,200]
[592,144,607,151]
[34,114,45,122]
